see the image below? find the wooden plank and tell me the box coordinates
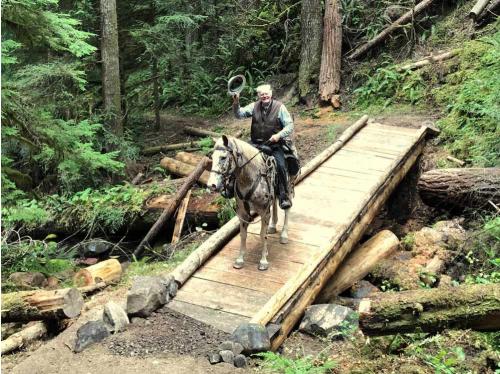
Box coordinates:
[204,252,304,283]
[339,147,402,160]
[176,277,269,317]
[168,299,248,333]
[194,267,284,295]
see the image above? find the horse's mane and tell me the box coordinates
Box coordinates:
[217,136,260,159]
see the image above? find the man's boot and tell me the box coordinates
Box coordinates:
[278,184,292,210]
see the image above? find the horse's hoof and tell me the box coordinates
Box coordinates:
[267,227,277,234]
[280,237,288,244]
[233,260,244,269]
[258,262,269,271]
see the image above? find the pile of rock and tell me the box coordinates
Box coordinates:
[73,275,178,352]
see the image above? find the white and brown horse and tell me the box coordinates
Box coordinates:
[207,135,291,271]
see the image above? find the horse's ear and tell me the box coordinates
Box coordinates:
[222,135,229,147]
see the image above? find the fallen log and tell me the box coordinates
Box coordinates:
[359,283,500,335]
[348,0,435,60]
[469,0,491,20]
[478,0,500,19]
[142,141,200,155]
[131,172,144,185]
[1,288,84,322]
[1,321,47,355]
[73,259,122,287]
[316,230,399,303]
[78,282,108,294]
[396,50,459,72]
[446,155,465,167]
[160,157,210,186]
[184,126,242,139]
[175,151,204,166]
[134,157,211,258]
[171,189,191,244]
[418,168,500,210]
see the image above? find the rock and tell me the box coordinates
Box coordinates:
[168,280,178,298]
[74,320,110,352]
[234,354,247,368]
[75,257,99,266]
[130,317,145,325]
[103,301,129,333]
[77,239,113,257]
[230,323,270,354]
[384,5,406,21]
[45,276,60,289]
[414,227,446,249]
[207,352,221,364]
[127,276,169,317]
[299,304,359,339]
[219,350,234,365]
[232,342,244,355]
[433,219,467,248]
[350,280,380,299]
[8,272,47,289]
[218,341,234,351]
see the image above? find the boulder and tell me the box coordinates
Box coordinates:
[299,304,358,339]
[127,276,169,317]
[77,239,113,257]
[74,320,110,352]
[219,350,234,365]
[8,272,47,289]
[350,280,380,299]
[234,354,248,368]
[103,301,129,333]
[231,323,270,354]
[207,352,221,364]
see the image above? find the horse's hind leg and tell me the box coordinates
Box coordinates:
[268,198,278,234]
[258,213,271,271]
[234,220,249,269]
[280,208,289,244]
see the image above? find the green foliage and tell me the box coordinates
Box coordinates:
[256,351,336,374]
[463,216,500,284]
[215,196,236,225]
[401,232,415,250]
[1,235,75,278]
[197,137,215,155]
[434,31,500,167]
[326,125,338,143]
[354,66,425,108]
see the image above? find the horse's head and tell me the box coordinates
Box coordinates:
[208,135,237,193]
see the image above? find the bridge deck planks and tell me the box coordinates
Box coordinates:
[168,122,425,335]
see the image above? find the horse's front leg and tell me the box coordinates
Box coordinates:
[259,211,271,271]
[234,219,249,269]
[280,207,289,244]
[268,198,278,234]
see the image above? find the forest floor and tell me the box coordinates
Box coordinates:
[3,107,449,374]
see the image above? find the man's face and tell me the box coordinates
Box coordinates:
[258,92,271,104]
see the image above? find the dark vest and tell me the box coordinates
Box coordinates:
[251,100,283,144]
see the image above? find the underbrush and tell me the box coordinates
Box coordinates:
[352,26,500,167]
[2,182,175,235]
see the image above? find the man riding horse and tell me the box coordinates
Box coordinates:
[232,84,299,210]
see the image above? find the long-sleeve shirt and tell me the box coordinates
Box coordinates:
[233,100,294,140]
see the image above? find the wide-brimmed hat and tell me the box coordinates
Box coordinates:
[227,75,246,95]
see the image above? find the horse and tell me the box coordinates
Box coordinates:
[207,135,293,271]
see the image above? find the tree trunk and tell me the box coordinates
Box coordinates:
[134,157,211,258]
[316,230,399,303]
[183,126,242,139]
[160,157,210,185]
[348,0,435,60]
[1,321,47,355]
[396,50,459,72]
[141,141,201,155]
[100,0,122,136]
[298,0,323,103]
[175,151,204,166]
[359,283,500,335]
[153,58,161,131]
[318,0,342,104]
[418,168,500,210]
[1,288,84,323]
[73,259,122,287]
[469,0,491,20]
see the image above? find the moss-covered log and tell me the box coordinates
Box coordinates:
[1,288,84,323]
[359,283,500,335]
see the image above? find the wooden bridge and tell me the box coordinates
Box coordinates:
[167,116,431,350]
